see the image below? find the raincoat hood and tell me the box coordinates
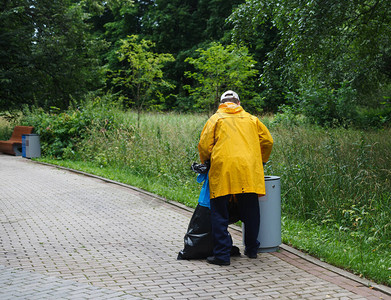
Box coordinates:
[217,102,243,114]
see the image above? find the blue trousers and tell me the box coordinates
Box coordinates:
[210,193,260,262]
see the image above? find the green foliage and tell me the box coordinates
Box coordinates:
[230,0,391,125]
[86,0,139,66]
[184,42,259,112]
[0,110,25,139]
[228,2,282,112]
[282,218,391,286]
[108,35,175,123]
[2,0,391,127]
[84,0,245,112]
[144,0,244,54]
[137,0,246,109]
[272,105,302,128]
[0,117,12,140]
[268,126,391,248]
[21,95,120,158]
[0,0,105,110]
[298,82,359,127]
[356,99,391,128]
[0,1,34,109]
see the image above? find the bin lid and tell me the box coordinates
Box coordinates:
[264,175,280,181]
[22,134,39,136]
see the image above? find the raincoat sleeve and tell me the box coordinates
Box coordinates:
[198,116,217,164]
[257,119,274,163]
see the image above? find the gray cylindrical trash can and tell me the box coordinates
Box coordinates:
[243,175,281,253]
[22,134,41,158]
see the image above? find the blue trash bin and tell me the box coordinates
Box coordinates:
[22,134,41,158]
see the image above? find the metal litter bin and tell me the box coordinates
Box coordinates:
[243,175,281,252]
[22,134,41,158]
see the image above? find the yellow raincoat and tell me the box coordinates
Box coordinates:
[198,102,273,199]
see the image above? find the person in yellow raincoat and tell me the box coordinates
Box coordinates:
[198,90,273,266]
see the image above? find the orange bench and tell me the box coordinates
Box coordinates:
[0,126,34,156]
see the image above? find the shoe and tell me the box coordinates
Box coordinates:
[207,256,230,266]
[244,251,257,259]
[230,246,241,257]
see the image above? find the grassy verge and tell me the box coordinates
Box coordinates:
[282,217,391,286]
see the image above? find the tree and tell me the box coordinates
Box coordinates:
[0,0,104,110]
[0,0,34,110]
[140,0,245,110]
[109,35,175,125]
[230,0,391,122]
[144,0,243,54]
[85,0,248,111]
[86,0,148,66]
[184,42,258,113]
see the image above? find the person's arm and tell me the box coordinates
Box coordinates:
[257,119,274,163]
[198,117,217,164]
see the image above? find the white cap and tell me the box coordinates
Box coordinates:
[220,90,240,103]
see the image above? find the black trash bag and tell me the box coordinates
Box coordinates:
[177,204,213,260]
[177,197,241,260]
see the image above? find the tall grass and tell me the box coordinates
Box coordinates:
[65,111,209,207]
[14,103,391,285]
[276,126,390,241]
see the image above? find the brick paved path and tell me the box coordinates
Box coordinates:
[0,154,390,299]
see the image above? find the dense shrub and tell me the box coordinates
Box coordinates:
[297,82,359,127]
[21,96,120,158]
[356,106,391,129]
[273,84,391,129]
[271,105,303,128]
[0,111,23,140]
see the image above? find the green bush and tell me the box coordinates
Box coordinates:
[272,105,302,128]
[356,106,391,129]
[21,95,120,158]
[298,82,359,127]
[0,111,23,140]
[0,118,12,140]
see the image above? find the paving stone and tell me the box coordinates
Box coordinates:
[0,155,390,300]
